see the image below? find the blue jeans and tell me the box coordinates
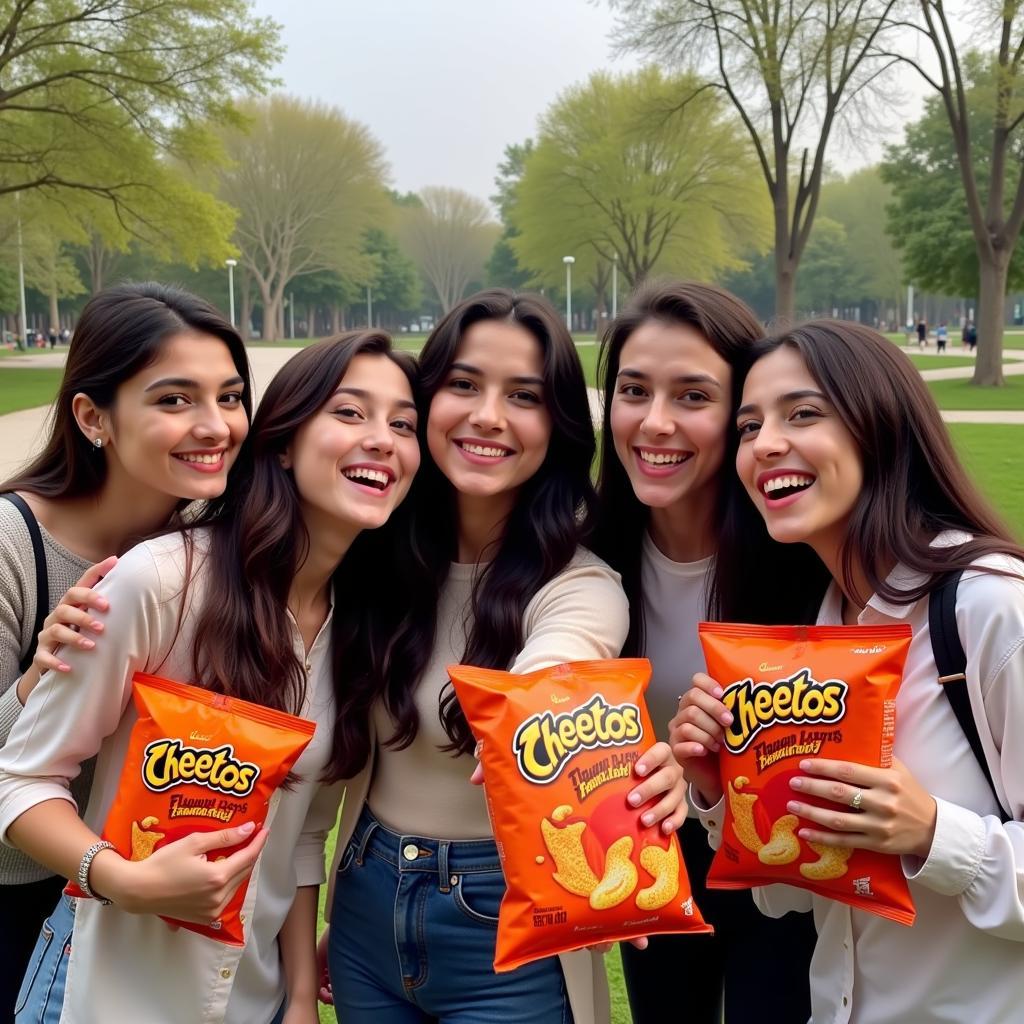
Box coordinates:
[15,893,75,1024]
[328,808,572,1024]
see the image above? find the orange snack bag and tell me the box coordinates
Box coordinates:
[699,623,916,925]
[449,659,711,972]
[66,672,316,945]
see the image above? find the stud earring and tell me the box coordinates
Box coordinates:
[93,437,104,448]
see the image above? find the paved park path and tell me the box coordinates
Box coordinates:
[2,344,1023,478]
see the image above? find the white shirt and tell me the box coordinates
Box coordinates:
[694,541,1024,1023]
[0,532,343,1024]
[639,532,711,740]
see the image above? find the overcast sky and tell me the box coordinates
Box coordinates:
[250,0,925,211]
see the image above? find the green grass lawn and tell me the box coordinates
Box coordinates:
[948,424,1024,539]
[927,375,1024,410]
[906,355,978,370]
[0,367,63,415]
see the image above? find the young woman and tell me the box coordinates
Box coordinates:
[0,331,422,1023]
[0,282,253,1015]
[320,289,686,1024]
[674,320,1024,1022]
[593,281,817,1024]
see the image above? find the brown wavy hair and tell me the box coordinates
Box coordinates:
[715,320,1023,619]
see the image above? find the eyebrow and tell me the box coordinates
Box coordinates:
[735,389,827,418]
[450,362,544,388]
[144,375,245,393]
[617,368,722,389]
[332,387,417,411]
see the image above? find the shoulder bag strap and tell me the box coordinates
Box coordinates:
[2,492,49,674]
[929,570,1010,822]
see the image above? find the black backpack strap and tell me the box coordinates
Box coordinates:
[929,570,1011,822]
[2,493,49,674]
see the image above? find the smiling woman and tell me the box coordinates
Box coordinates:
[0,282,253,1018]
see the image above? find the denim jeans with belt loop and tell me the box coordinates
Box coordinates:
[328,807,572,1024]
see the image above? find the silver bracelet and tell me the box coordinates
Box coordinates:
[78,840,115,905]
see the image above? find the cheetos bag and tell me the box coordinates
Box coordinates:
[699,623,916,925]
[449,658,711,972]
[65,673,316,944]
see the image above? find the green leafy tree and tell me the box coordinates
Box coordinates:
[885,6,1024,384]
[487,142,533,290]
[882,42,1024,383]
[0,1,280,211]
[216,95,390,340]
[509,68,768,292]
[610,0,898,320]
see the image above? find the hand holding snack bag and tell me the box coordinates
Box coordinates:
[66,672,316,945]
[696,623,916,925]
[449,658,711,972]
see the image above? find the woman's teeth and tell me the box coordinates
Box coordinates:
[763,474,815,496]
[176,453,221,464]
[639,450,687,465]
[343,467,390,489]
[460,443,509,457]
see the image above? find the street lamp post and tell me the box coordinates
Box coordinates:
[562,256,575,329]
[611,252,619,320]
[225,259,238,327]
[15,192,28,348]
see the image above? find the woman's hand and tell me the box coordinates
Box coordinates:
[90,820,269,923]
[17,556,117,703]
[785,757,938,859]
[316,928,333,1005]
[668,672,732,807]
[628,741,686,834]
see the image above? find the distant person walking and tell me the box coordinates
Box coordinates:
[936,322,948,353]
[916,318,928,348]
[966,321,978,352]
[47,328,57,350]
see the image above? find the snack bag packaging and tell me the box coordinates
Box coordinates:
[699,622,916,925]
[449,658,711,972]
[65,672,316,945]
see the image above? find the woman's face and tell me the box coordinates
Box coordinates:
[427,319,552,501]
[286,353,420,536]
[104,331,248,501]
[610,319,732,513]
[735,345,863,555]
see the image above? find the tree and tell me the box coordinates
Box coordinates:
[611,0,898,320]
[883,75,1024,333]
[487,142,534,290]
[0,1,280,215]
[399,187,498,313]
[216,96,389,341]
[885,8,1024,385]
[508,68,767,292]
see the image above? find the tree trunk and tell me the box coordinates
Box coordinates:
[774,261,796,326]
[48,287,59,334]
[973,253,1008,386]
[305,303,315,338]
[239,273,253,342]
[331,304,341,334]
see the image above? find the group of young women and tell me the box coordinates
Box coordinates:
[0,277,1019,1024]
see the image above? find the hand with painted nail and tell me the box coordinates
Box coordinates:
[17,556,118,704]
[627,741,687,833]
[785,756,938,859]
[668,672,733,807]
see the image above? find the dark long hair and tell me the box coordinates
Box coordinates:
[591,280,802,650]
[2,282,251,513]
[188,332,423,782]
[715,320,1023,620]
[372,289,597,759]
